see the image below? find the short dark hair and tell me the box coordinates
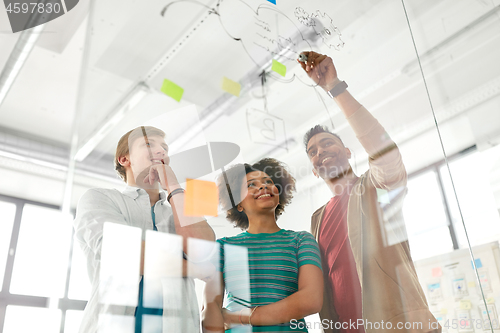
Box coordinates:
[217,158,296,230]
[303,125,343,151]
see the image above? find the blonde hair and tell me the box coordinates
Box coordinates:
[114,126,166,182]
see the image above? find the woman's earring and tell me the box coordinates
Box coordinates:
[237,206,244,212]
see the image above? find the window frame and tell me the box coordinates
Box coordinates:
[0,194,85,333]
[406,145,478,253]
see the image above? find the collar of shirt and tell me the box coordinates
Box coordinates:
[121,185,167,205]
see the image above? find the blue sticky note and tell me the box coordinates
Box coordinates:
[267,0,276,4]
[471,258,483,269]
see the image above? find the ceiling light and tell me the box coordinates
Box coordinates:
[74,83,149,161]
[0,24,45,107]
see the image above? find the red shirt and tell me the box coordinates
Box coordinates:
[318,185,364,333]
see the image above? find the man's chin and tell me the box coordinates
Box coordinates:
[134,170,159,189]
[318,166,352,181]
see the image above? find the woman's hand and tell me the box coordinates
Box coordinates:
[222,308,252,329]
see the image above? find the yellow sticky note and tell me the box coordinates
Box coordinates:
[487,297,495,304]
[221,77,241,97]
[271,59,286,77]
[376,188,390,204]
[440,308,448,314]
[184,179,219,217]
[161,79,184,102]
[459,300,472,310]
[468,281,476,288]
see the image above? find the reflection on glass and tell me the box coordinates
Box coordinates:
[404,171,454,260]
[68,240,91,301]
[142,314,162,333]
[64,310,84,333]
[3,305,61,333]
[99,222,141,307]
[143,230,182,309]
[10,205,72,297]
[97,314,135,333]
[223,244,251,309]
[0,201,16,289]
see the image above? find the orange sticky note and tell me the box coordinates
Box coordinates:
[184,179,218,217]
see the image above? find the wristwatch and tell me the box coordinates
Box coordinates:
[327,80,348,98]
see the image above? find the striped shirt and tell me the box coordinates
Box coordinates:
[217,229,322,332]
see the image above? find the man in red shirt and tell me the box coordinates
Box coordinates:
[299,52,439,333]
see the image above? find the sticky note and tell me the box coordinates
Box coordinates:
[376,188,390,204]
[184,179,218,217]
[487,297,495,304]
[221,77,241,97]
[432,267,442,277]
[459,300,472,310]
[161,79,184,102]
[271,59,286,77]
[471,258,483,269]
[267,0,276,4]
[468,281,476,288]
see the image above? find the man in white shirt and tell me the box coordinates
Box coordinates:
[74,126,215,333]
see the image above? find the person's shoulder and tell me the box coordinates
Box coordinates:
[288,230,318,244]
[77,188,124,207]
[312,204,327,217]
[83,187,121,196]
[217,232,248,244]
[281,229,314,239]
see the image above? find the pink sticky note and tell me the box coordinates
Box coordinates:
[432,267,442,277]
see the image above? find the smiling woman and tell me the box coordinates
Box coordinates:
[216,158,296,230]
[201,159,324,332]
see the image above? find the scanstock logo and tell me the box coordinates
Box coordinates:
[3,0,80,33]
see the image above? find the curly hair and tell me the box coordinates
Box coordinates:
[217,158,296,230]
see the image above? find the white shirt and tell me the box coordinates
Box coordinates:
[73,186,199,333]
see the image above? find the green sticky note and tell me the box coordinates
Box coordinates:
[221,77,241,97]
[271,59,286,77]
[161,79,184,102]
[376,188,390,204]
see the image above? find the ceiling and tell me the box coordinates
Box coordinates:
[1,0,500,192]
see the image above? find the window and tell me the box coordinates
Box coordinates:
[0,196,86,333]
[10,205,72,297]
[440,149,500,249]
[3,305,61,333]
[404,146,500,261]
[403,171,454,260]
[0,201,16,289]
